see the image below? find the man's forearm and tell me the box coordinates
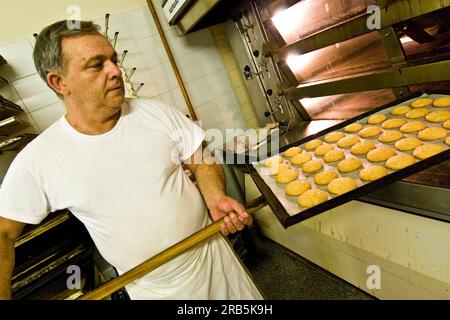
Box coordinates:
[194,162,226,208]
[0,236,15,299]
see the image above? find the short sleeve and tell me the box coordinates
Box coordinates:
[165,106,205,161]
[0,158,50,224]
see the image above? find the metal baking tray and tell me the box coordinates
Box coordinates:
[247,91,450,228]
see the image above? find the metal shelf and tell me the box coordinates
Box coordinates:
[274,0,450,60]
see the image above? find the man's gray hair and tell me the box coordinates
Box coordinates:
[33,20,100,93]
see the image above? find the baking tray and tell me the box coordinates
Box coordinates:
[247,91,450,228]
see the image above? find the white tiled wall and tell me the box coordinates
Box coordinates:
[0,3,246,137]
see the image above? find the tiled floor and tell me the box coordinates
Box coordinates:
[232,228,375,300]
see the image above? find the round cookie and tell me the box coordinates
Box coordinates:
[337,135,361,148]
[315,144,334,156]
[302,159,324,174]
[327,177,358,196]
[344,123,363,133]
[324,131,345,143]
[298,189,328,208]
[382,118,407,129]
[385,154,416,170]
[390,105,411,116]
[425,110,450,123]
[413,144,445,160]
[290,152,312,166]
[337,157,362,173]
[417,127,448,141]
[446,137,450,147]
[269,162,290,176]
[367,147,396,162]
[443,120,450,130]
[314,170,338,186]
[324,149,345,163]
[378,130,404,143]
[350,141,376,155]
[305,139,323,151]
[405,108,429,119]
[400,120,426,133]
[395,137,422,151]
[358,126,382,138]
[410,98,433,108]
[432,97,450,108]
[276,168,299,184]
[284,146,302,158]
[359,165,388,181]
[264,155,282,167]
[285,180,311,196]
[367,114,387,125]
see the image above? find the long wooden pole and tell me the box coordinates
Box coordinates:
[146,0,198,121]
[79,196,267,300]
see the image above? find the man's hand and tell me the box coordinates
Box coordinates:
[207,195,253,236]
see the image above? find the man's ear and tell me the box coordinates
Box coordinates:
[47,71,69,96]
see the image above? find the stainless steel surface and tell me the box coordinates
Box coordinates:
[275,0,450,59]
[287,60,450,99]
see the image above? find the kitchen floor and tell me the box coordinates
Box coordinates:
[232,227,375,300]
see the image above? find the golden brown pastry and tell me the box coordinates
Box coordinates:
[394,137,422,151]
[443,120,450,130]
[400,121,426,133]
[350,141,376,155]
[358,165,388,181]
[324,131,345,143]
[302,159,324,174]
[284,146,302,158]
[323,149,345,163]
[304,139,323,151]
[264,155,282,167]
[285,180,311,196]
[337,157,363,173]
[385,154,416,170]
[367,114,387,125]
[298,189,328,208]
[413,144,445,160]
[382,118,407,129]
[410,98,433,108]
[378,130,404,143]
[390,105,412,115]
[446,137,450,147]
[276,168,299,184]
[327,177,358,195]
[359,126,382,138]
[337,135,361,148]
[405,108,430,119]
[290,152,312,166]
[269,162,290,176]
[432,97,450,108]
[314,170,339,185]
[367,147,396,162]
[344,123,363,133]
[425,110,450,123]
[417,127,448,141]
[314,144,334,157]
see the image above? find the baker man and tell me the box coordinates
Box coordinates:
[0,20,263,300]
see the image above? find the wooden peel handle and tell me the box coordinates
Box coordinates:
[79,196,267,300]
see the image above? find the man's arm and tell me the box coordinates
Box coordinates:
[0,217,25,300]
[183,146,252,236]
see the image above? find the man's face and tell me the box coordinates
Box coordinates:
[60,33,125,111]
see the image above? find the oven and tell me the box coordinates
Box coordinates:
[225,0,450,223]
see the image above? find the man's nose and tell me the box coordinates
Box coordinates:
[107,60,122,78]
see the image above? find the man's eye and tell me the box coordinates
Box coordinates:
[90,63,102,69]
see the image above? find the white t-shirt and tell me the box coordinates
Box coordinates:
[0,98,262,300]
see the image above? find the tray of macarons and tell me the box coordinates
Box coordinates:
[247,91,450,228]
